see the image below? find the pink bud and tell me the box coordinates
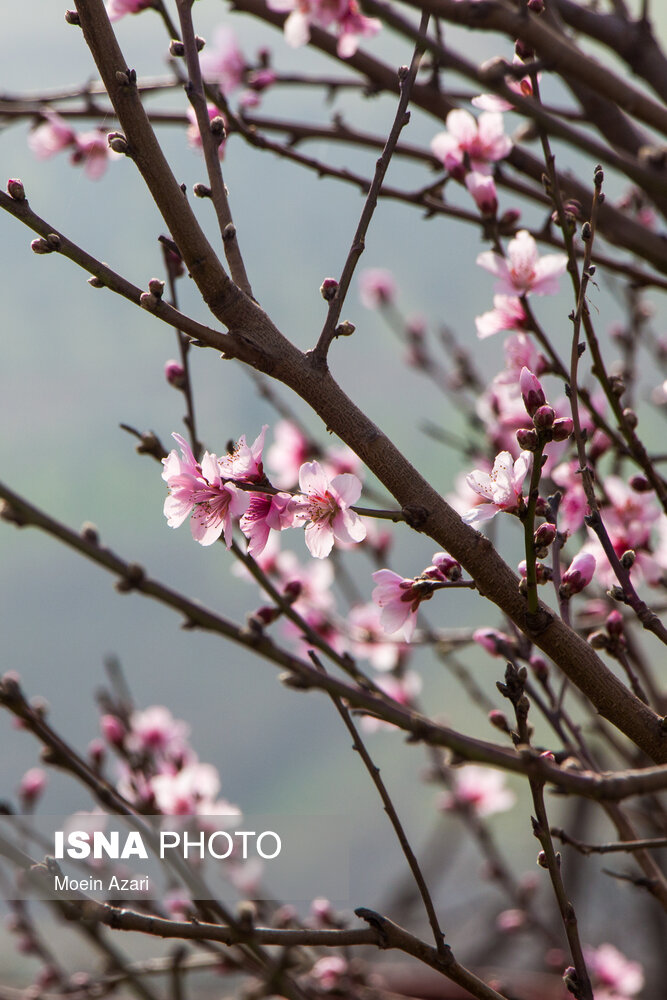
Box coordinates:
[18,767,47,806]
[529,655,549,681]
[520,367,547,417]
[432,551,462,581]
[534,523,556,547]
[560,551,595,598]
[100,713,126,746]
[516,427,539,451]
[320,277,339,301]
[465,172,498,217]
[164,360,186,389]
[533,404,555,430]
[606,609,624,637]
[551,417,574,441]
[88,738,106,769]
[7,178,25,201]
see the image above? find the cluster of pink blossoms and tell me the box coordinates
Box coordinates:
[162,426,366,560]
[267,0,381,59]
[28,111,115,180]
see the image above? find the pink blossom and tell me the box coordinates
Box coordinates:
[464,171,498,217]
[496,333,546,382]
[586,943,644,998]
[273,549,336,615]
[187,105,227,158]
[440,765,516,818]
[477,230,567,296]
[127,706,190,758]
[560,551,596,596]
[100,714,126,746]
[371,570,433,641]
[348,603,404,670]
[240,491,294,558]
[431,109,512,177]
[289,461,366,558]
[552,460,588,536]
[475,295,528,339]
[218,426,268,483]
[150,761,222,815]
[71,130,112,180]
[162,433,249,547]
[311,955,348,991]
[473,627,515,657]
[358,268,396,308]
[266,420,310,489]
[105,0,152,21]
[199,27,246,94]
[463,450,532,525]
[28,112,76,160]
[165,359,186,388]
[18,767,47,806]
[267,0,380,59]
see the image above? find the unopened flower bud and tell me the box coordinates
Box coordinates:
[533,404,555,430]
[107,132,129,154]
[529,655,549,681]
[139,291,159,312]
[534,523,556,548]
[88,738,106,770]
[622,407,638,429]
[588,629,609,650]
[7,178,25,201]
[515,39,534,60]
[335,320,355,337]
[527,0,545,11]
[559,551,596,598]
[169,39,185,57]
[520,367,547,417]
[581,221,592,241]
[100,714,125,747]
[606,609,624,637]
[18,767,47,807]
[210,116,226,140]
[88,275,104,288]
[31,237,53,255]
[551,417,573,442]
[488,709,510,733]
[193,183,212,199]
[165,359,186,389]
[148,278,164,298]
[498,208,522,230]
[320,278,339,301]
[537,850,548,868]
[516,427,539,451]
[64,10,81,24]
[432,551,462,581]
[620,549,636,568]
[629,475,651,492]
[283,580,302,603]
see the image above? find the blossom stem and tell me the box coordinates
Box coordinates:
[522,445,545,618]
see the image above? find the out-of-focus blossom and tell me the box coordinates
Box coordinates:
[127,706,190,759]
[288,461,365,558]
[463,450,532,525]
[150,761,232,816]
[440,765,516,817]
[475,295,528,339]
[431,109,512,178]
[199,26,246,94]
[477,230,567,296]
[164,359,186,388]
[586,943,644,999]
[162,433,249,547]
[348,603,404,671]
[310,955,348,991]
[359,268,396,308]
[187,105,227,158]
[267,0,380,59]
[551,460,588,536]
[28,111,76,159]
[71,129,112,179]
[361,671,422,732]
[18,768,47,806]
[106,0,152,20]
[266,420,310,489]
[473,627,515,658]
[240,491,294,558]
[465,171,498,216]
[472,56,537,112]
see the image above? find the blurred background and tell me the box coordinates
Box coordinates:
[1,0,667,990]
